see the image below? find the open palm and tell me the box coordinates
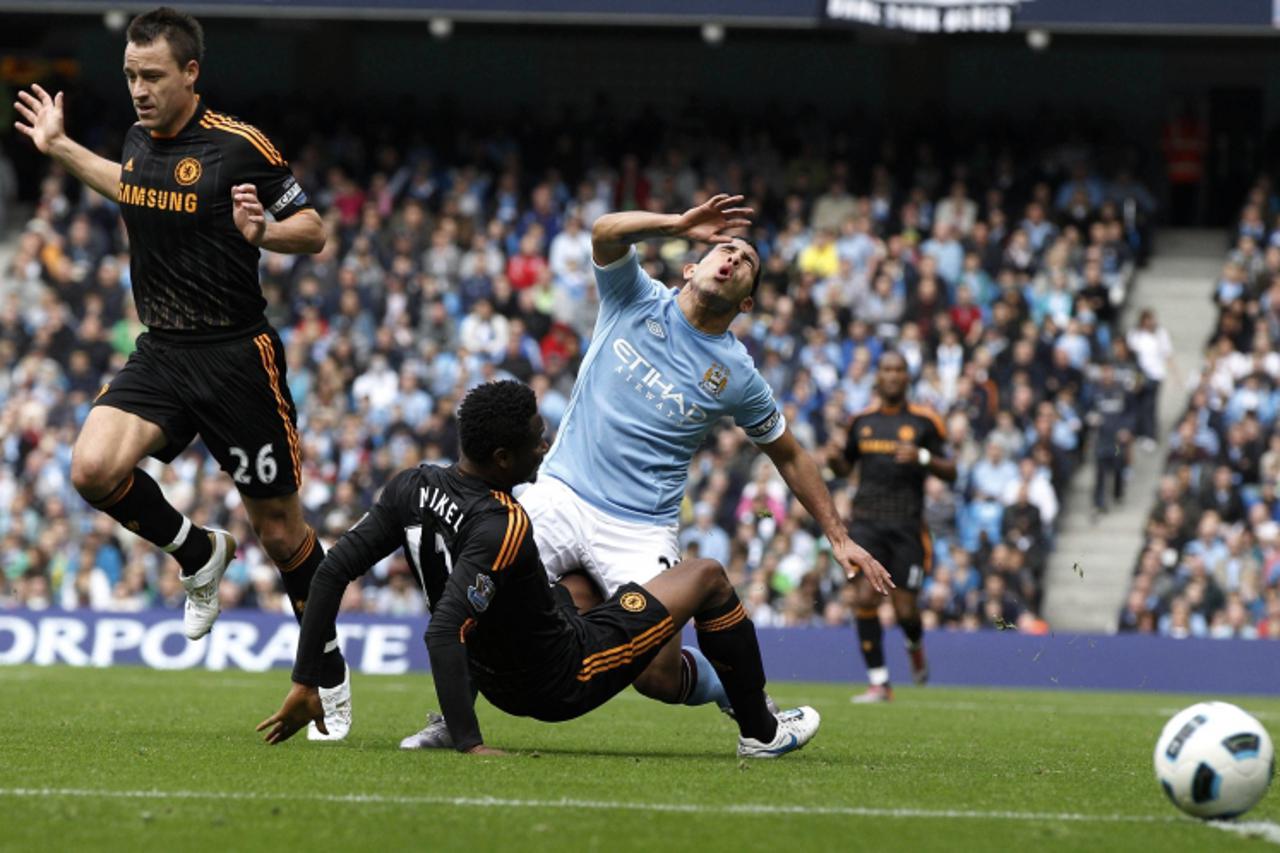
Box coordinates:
[675,193,754,243]
[13,84,65,154]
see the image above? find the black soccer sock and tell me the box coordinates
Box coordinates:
[855,608,888,683]
[901,614,924,649]
[694,593,777,743]
[278,528,346,689]
[90,468,213,574]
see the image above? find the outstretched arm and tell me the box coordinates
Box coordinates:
[14,84,120,200]
[258,484,407,744]
[759,427,894,595]
[591,193,753,266]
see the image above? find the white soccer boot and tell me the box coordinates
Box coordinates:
[399,712,454,750]
[308,664,353,741]
[737,706,821,759]
[180,529,237,640]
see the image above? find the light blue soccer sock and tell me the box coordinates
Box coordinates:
[681,646,730,709]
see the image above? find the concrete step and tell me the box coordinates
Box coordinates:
[1041,229,1223,633]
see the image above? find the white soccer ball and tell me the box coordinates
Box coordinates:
[1154,701,1274,819]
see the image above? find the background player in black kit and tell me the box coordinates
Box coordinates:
[258,380,821,759]
[13,8,352,738]
[828,352,956,703]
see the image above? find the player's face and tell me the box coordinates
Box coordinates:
[684,239,759,315]
[512,414,550,485]
[876,356,909,401]
[123,38,198,134]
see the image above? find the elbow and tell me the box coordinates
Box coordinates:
[591,216,614,244]
[305,229,326,254]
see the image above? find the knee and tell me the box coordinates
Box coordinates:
[251,513,299,563]
[70,447,129,500]
[684,558,730,594]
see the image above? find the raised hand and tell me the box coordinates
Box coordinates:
[13,84,66,155]
[232,183,267,247]
[673,194,754,244]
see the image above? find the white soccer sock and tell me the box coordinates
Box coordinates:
[868,666,890,686]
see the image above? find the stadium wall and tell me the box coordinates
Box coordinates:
[2,609,1277,696]
[13,19,1277,132]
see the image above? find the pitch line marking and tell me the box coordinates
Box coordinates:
[896,699,1278,721]
[0,787,1185,824]
[1205,821,1280,846]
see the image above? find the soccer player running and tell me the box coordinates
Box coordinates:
[827,352,956,702]
[12,7,352,737]
[401,194,892,747]
[258,380,820,758]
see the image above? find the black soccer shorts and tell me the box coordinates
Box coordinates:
[94,326,303,498]
[478,582,678,723]
[848,518,933,592]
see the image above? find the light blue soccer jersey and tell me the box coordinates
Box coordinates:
[541,248,786,524]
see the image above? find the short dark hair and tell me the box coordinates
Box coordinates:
[457,380,538,464]
[127,7,205,67]
[878,348,907,368]
[700,236,763,296]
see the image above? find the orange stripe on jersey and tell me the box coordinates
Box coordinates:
[489,493,528,572]
[201,115,284,166]
[203,110,285,163]
[253,333,302,488]
[908,404,948,441]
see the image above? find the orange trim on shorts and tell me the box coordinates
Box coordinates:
[576,617,676,682]
[253,333,302,489]
[459,617,476,644]
[92,471,135,509]
[920,524,933,574]
[695,603,747,633]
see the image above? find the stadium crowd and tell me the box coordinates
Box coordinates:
[0,106,1155,634]
[1118,177,1280,640]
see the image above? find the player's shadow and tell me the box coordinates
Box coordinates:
[507,745,730,760]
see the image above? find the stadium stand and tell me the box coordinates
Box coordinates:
[1118,180,1280,640]
[0,104,1152,634]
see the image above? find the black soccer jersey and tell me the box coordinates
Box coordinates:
[115,99,311,336]
[293,464,576,749]
[842,402,948,521]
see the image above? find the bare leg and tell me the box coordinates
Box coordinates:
[70,406,167,501]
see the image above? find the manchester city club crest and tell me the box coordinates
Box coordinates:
[699,362,730,398]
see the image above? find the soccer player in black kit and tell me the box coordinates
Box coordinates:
[258,381,820,758]
[828,352,956,703]
[13,8,352,737]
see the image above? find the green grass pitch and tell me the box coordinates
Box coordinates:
[1,665,1276,852]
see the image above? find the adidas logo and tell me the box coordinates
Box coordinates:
[645,319,665,340]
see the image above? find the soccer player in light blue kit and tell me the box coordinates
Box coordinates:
[401,194,890,748]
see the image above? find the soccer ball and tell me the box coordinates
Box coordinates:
[1154,701,1274,819]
